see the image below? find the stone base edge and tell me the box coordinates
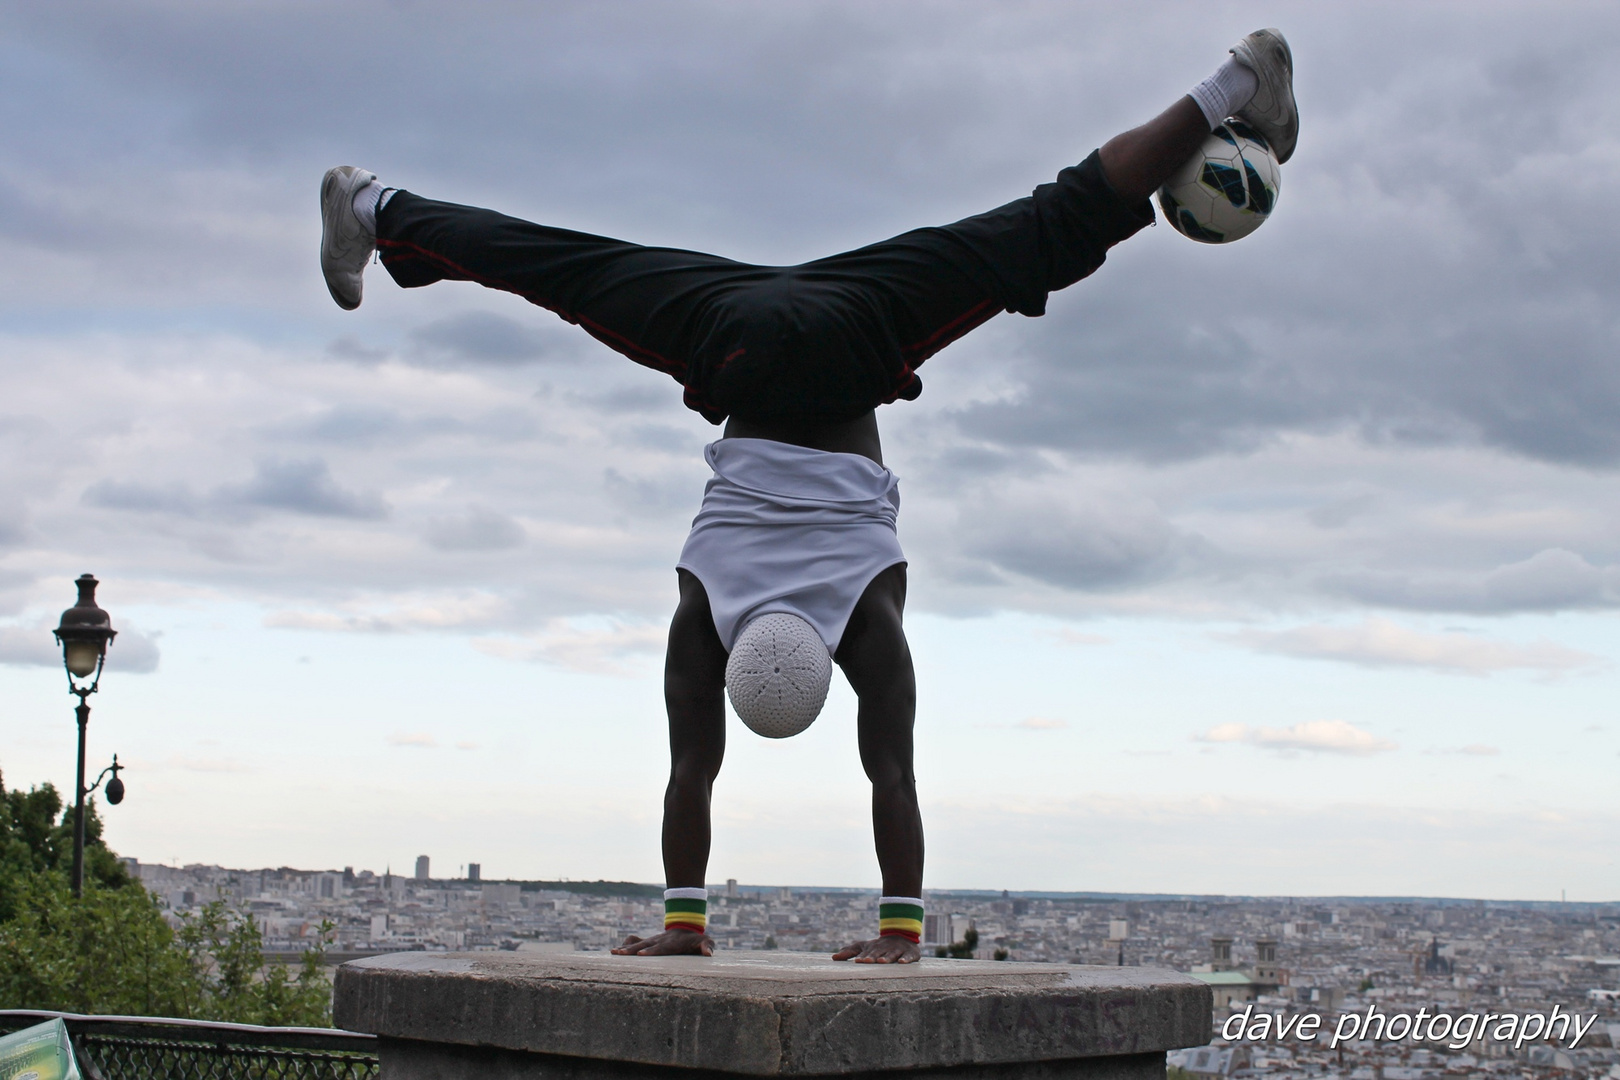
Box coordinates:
[377,1038,1167,1080]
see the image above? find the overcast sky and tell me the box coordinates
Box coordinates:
[2,1,1618,901]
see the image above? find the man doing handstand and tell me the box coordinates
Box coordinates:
[318,31,1297,963]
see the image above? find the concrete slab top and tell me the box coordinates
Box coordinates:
[341,949,1197,995]
[335,951,1212,1076]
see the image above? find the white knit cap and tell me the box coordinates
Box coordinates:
[725,613,832,738]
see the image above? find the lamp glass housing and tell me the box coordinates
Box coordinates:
[64,639,103,679]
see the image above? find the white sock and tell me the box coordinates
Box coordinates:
[1187,57,1258,130]
[351,180,395,235]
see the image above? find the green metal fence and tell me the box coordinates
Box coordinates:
[0,1011,379,1080]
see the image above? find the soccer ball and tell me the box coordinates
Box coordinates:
[725,613,832,739]
[1157,119,1281,244]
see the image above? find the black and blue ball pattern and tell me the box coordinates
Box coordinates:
[1157,120,1281,244]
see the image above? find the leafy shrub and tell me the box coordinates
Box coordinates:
[0,771,331,1026]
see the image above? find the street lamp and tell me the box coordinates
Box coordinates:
[53,573,121,898]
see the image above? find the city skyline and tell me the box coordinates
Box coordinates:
[120,855,1620,908]
[121,857,1620,1080]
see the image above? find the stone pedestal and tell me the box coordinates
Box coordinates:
[334,952,1210,1078]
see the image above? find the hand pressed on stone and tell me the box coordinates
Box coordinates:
[611,928,714,957]
[831,936,920,964]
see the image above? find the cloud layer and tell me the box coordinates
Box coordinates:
[0,622,162,674]
[2,3,1618,889]
[1196,719,1397,756]
[1,4,1619,639]
[1226,618,1600,676]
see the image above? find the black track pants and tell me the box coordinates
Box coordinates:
[375,150,1153,425]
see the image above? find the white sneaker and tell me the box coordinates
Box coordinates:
[1229,29,1297,164]
[320,165,377,310]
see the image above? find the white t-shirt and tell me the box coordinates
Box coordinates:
[676,438,906,653]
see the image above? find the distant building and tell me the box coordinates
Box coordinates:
[1168,1045,1249,1076]
[923,914,973,947]
[1252,938,1288,992]
[468,863,481,883]
[1299,985,1346,1011]
[1190,970,1257,1009]
[415,855,430,881]
[1527,1047,1576,1070]
[1421,936,1454,976]
[725,878,738,898]
[1189,935,1286,1005]
[482,883,522,910]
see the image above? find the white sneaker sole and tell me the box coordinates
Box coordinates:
[320,165,377,311]
[1230,28,1298,164]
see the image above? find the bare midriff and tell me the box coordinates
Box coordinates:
[723,411,882,466]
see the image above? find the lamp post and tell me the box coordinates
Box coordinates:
[53,573,119,898]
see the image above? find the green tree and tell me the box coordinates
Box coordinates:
[0,867,192,1015]
[1,773,129,922]
[0,771,331,1026]
[946,926,979,959]
[174,902,332,1026]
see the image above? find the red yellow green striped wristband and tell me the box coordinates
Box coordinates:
[878,896,923,943]
[664,887,707,934]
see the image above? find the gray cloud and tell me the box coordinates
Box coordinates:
[408,311,559,367]
[927,445,1050,482]
[622,423,705,454]
[602,467,701,519]
[926,12,1620,471]
[0,518,28,548]
[276,404,543,451]
[4,2,1620,634]
[1328,549,1620,614]
[83,480,203,516]
[104,626,163,674]
[1307,493,1376,530]
[230,459,387,519]
[8,2,1620,476]
[953,488,1209,592]
[0,625,61,668]
[472,620,666,676]
[1225,618,1599,677]
[85,459,386,521]
[578,384,689,417]
[952,315,1326,463]
[0,622,161,674]
[278,405,464,448]
[424,507,526,552]
[326,336,389,364]
[5,1,1620,899]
